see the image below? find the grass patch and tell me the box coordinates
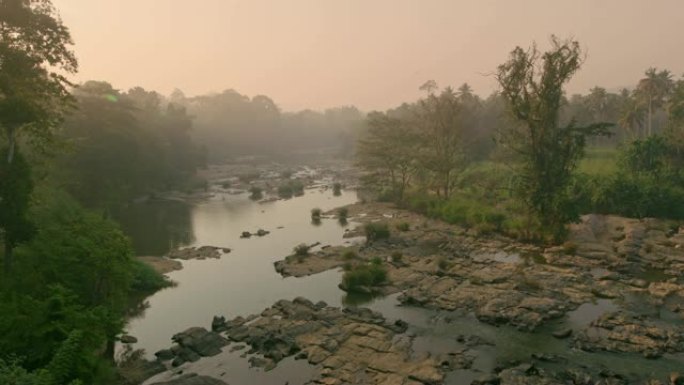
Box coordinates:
[364,222,390,243]
[341,263,388,293]
[578,147,618,177]
[278,180,305,198]
[342,250,358,260]
[396,222,410,232]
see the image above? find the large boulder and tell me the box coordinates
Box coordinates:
[172,327,228,357]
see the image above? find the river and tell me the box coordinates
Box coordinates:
[117,187,684,384]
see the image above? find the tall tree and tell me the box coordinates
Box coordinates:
[636,68,674,136]
[496,36,611,241]
[357,112,417,201]
[0,0,77,273]
[618,94,646,140]
[417,87,465,199]
[0,0,77,162]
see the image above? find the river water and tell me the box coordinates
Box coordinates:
[117,187,684,384]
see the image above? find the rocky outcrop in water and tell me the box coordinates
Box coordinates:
[274,204,684,334]
[167,246,230,260]
[155,327,229,367]
[574,311,684,358]
[157,297,461,385]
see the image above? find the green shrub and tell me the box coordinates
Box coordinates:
[249,186,263,200]
[391,252,403,263]
[293,243,310,256]
[437,257,450,271]
[130,259,172,293]
[333,183,342,196]
[337,207,349,220]
[396,222,410,231]
[311,208,322,219]
[342,250,358,260]
[341,263,388,292]
[364,222,390,243]
[278,180,305,198]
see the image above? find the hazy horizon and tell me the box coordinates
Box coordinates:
[53,0,684,111]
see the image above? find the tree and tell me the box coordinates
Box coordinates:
[496,36,611,241]
[0,150,34,273]
[417,87,466,199]
[636,68,674,136]
[618,94,646,140]
[0,0,77,273]
[0,0,77,162]
[357,112,417,201]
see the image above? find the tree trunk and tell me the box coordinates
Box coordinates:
[3,241,12,275]
[6,126,16,164]
[104,337,116,361]
[648,97,653,136]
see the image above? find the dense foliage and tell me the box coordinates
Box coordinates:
[1,2,171,384]
[357,37,684,242]
[55,81,205,210]
[496,37,612,240]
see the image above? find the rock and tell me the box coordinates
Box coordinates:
[154,349,175,361]
[387,319,409,333]
[150,373,228,385]
[552,328,572,339]
[471,374,501,385]
[172,327,228,357]
[256,229,270,236]
[120,335,138,344]
[211,316,226,332]
[171,356,185,367]
[168,246,223,260]
[671,372,684,385]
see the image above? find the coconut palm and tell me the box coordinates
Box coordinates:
[618,96,646,140]
[636,68,674,136]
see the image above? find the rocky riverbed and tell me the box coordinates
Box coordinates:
[129,197,684,384]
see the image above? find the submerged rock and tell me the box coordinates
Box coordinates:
[120,335,138,344]
[150,373,227,385]
[551,328,572,339]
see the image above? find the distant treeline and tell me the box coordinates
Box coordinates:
[51,81,206,209]
[167,89,366,161]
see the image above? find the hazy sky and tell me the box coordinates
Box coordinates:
[52,0,683,111]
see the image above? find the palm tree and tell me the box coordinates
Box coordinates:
[636,68,674,136]
[618,95,646,140]
[586,87,609,122]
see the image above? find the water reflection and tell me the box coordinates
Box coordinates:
[123,189,358,357]
[114,200,194,256]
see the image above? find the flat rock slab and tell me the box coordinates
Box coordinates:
[167,246,230,260]
[150,373,227,385]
